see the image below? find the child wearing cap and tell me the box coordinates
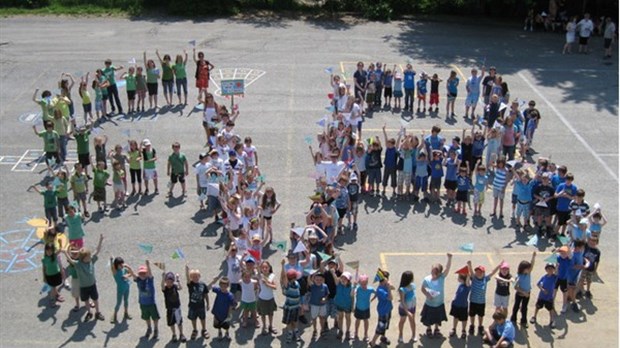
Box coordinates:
[308,271,330,339]
[555,245,572,314]
[483,310,515,348]
[370,269,393,347]
[211,277,236,340]
[354,274,375,341]
[531,263,558,328]
[347,173,360,230]
[133,260,160,338]
[494,262,513,310]
[567,241,589,312]
[185,264,211,340]
[510,252,536,327]
[162,270,186,342]
[467,260,501,336]
[580,237,600,300]
[141,139,159,195]
[587,205,607,239]
[449,271,470,340]
[281,262,302,343]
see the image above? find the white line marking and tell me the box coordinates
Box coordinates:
[245,71,266,88]
[598,153,619,157]
[518,72,619,183]
[10,150,29,172]
[244,70,252,79]
[233,68,237,80]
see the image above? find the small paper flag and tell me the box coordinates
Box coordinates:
[324,67,333,74]
[291,227,304,237]
[188,40,196,47]
[128,57,136,64]
[153,68,160,76]
[171,251,180,260]
[52,177,61,188]
[271,240,287,252]
[123,144,129,153]
[121,129,131,137]
[304,135,313,145]
[74,71,83,77]
[454,265,469,275]
[325,105,335,113]
[400,119,409,128]
[257,175,265,183]
[346,260,360,269]
[316,118,327,127]
[544,253,557,263]
[176,248,185,259]
[526,234,539,246]
[557,235,570,245]
[153,262,166,270]
[138,243,153,254]
[374,268,386,283]
[46,157,57,166]
[293,241,307,253]
[459,243,475,253]
[91,127,102,135]
[316,251,332,262]
[117,80,126,89]
[247,248,261,260]
[427,289,441,298]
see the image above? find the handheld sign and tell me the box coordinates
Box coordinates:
[220,79,245,96]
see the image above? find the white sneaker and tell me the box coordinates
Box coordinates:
[398,337,404,343]
[561,304,568,313]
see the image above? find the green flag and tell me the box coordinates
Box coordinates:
[317,251,332,262]
[345,261,360,269]
[544,253,557,264]
[557,235,570,245]
[138,243,153,254]
[171,251,180,260]
[272,240,287,252]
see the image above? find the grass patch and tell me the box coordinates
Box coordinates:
[0,4,127,16]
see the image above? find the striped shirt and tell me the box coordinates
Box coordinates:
[493,168,507,191]
[469,275,490,304]
[283,280,301,308]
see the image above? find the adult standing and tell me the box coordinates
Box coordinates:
[353,62,367,103]
[563,16,578,54]
[603,17,616,59]
[482,67,496,105]
[193,49,214,102]
[420,253,452,338]
[577,13,594,54]
[403,64,416,112]
[374,62,384,107]
[102,59,124,115]
[155,50,174,107]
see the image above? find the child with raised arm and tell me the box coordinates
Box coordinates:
[511,252,536,327]
[29,181,58,227]
[162,269,186,342]
[397,271,417,343]
[468,260,501,336]
[420,253,452,338]
[257,260,278,336]
[133,260,160,339]
[110,256,132,323]
[530,263,558,328]
[62,234,105,322]
[185,264,211,340]
[369,269,393,347]
[41,243,64,308]
[211,276,237,340]
[449,271,470,339]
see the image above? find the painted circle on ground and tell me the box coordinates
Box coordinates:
[18,111,43,125]
[0,229,44,273]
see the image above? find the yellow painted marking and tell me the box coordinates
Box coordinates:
[380,252,387,270]
[450,63,467,81]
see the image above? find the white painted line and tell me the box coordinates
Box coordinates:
[244,69,253,80]
[518,72,619,183]
[10,150,29,172]
[598,153,619,157]
[233,68,237,79]
[245,71,266,88]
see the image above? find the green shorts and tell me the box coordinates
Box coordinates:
[140,304,160,321]
[239,301,256,311]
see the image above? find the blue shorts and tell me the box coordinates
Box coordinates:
[367,168,382,185]
[415,176,428,191]
[465,93,480,107]
[516,201,531,218]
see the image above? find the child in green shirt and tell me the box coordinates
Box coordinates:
[92,161,110,212]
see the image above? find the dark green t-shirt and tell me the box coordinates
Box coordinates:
[168,152,187,175]
[75,131,90,155]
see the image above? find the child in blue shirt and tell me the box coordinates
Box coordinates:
[473,162,489,216]
[556,246,572,314]
[414,151,429,203]
[449,273,471,339]
[397,271,417,343]
[429,150,444,203]
[133,260,160,339]
[446,70,459,117]
[370,270,393,347]
[483,310,515,347]
[512,169,536,228]
[309,272,329,338]
[382,125,401,196]
[416,74,428,113]
[511,252,536,326]
[467,260,501,336]
[455,167,470,215]
[443,151,460,206]
[568,241,588,313]
[353,274,375,341]
[211,277,237,340]
[333,271,354,340]
[531,263,558,328]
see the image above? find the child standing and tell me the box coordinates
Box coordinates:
[429,150,444,203]
[369,270,393,347]
[365,73,376,113]
[65,205,85,248]
[353,274,375,342]
[74,125,92,178]
[211,277,237,340]
[128,140,142,195]
[467,260,501,336]
[429,74,442,113]
[162,271,187,343]
[111,161,126,209]
[494,262,513,310]
[455,167,470,215]
[334,271,354,341]
[413,150,429,203]
[347,174,360,230]
[70,163,89,217]
[30,181,58,227]
[257,261,278,336]
[240,270,259,328]
[167,142,188,198]
[383,68,393,108]
[62,234,105,322]
[491,158,508,218]
[141,139,158,195]
[78,73,93,123]
[443,150,459,206]
[416,73,428,113]
[446,71,459,117]
[530,263,558,328]
[511,252,536,327]
[397,271,417,343]
[66,246,81,311]
[473,163,489,216]
[393,69,403,109]
[381,125,400,196]
[92,161,110,213]
[449,273,471,339]
[121,67,137,114]
[136,66,147,112]
[133,260,160,339]
[281,267,302,343]
[110,256,132,324]
[41,244,64,308]
[185,264,211,340]
[581,237,600,299]
[308,272,330,339]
